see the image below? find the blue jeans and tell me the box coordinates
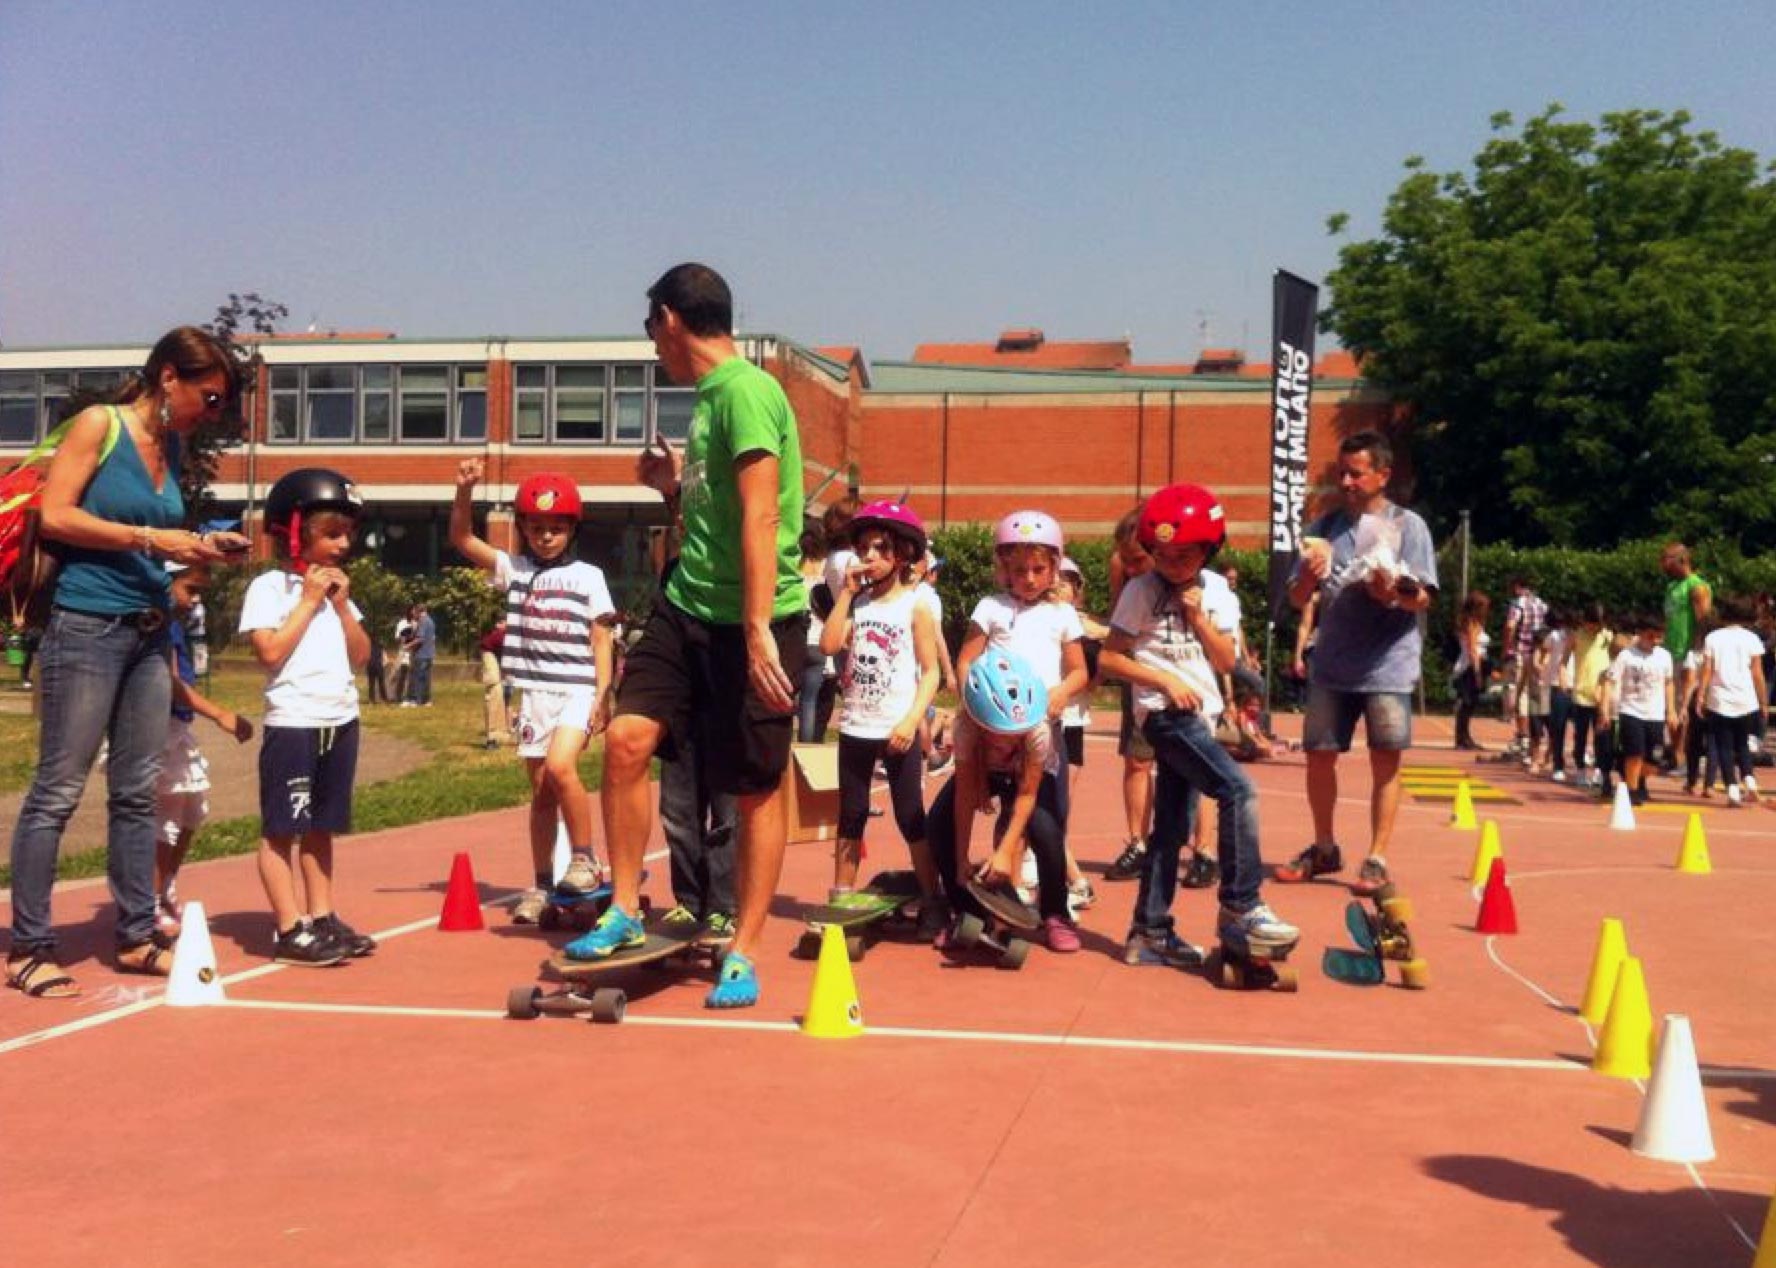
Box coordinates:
[9,608,172,954]
[658,735,737,917]
[1131,709,1263,934]
[796,652,827,743]
[409,657,434,704]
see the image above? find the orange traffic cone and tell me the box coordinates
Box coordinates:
[1474,857,1518,935]
[439,852,485,931]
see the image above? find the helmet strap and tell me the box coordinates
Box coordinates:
[289,510,307,574]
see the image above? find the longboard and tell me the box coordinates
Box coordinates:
[944,874,1038,970]
[796,870,922,961]
[507,921,707,1024]
[1321,885,1429,989]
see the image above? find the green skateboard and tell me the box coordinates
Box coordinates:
[1321,884,1429,989]
[795,870,922,961]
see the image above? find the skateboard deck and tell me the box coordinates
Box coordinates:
[796,870,922,961]
[943,875,1039,970]
[1204,923,1300,993]
[507,920,708,1024]
[1321,885,1429,989]
[537,868,651,931]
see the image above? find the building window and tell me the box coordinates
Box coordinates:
[0,372,37,445]
[457,367,487,441]
[511,362,693,444]
[362,366,392,441]
[304,365,356,441]
[398,365,449,441]
[264,363,484,443]
[0,369,131,446]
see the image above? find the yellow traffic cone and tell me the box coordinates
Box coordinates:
[1578,917,1628,1025]
[1450,780,1479,830]
[1468,819,1503,890]
[1675,813,1712,874]
[166,901,226,1008]
[1752,1184,1776,1268]
[1593,955,1653,1079]
[801,924,864,1039]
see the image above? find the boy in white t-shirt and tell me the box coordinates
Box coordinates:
[240,468,372,967]
[1697,595,1769,805]
[451,460,615,924]
[1599,613,1675,807]
[1098,485,1297,970]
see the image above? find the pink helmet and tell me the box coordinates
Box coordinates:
[995,509,1063,554]
[850,500,927,557]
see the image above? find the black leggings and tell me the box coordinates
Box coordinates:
[837,733,926,843]
[1453,667,1483,742]
[1570,704,1599,770]
[926,771,1069,920]
[1707,710,1758,788]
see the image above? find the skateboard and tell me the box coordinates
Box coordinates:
[943,874,1037,970]
[1203,924,1300,992]
[795,870,922,962]
[1322,884,1429,989]
[505,919,712,1024]
[536,870,651,931]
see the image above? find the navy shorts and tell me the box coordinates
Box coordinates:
[259,721,360,838]
[1617,715,1666,760]
[615,599,808,797]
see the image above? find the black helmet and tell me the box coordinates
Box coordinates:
[265,468,363,535]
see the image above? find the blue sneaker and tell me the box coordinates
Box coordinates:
[562,903,645,961]
[705,950,759,1009]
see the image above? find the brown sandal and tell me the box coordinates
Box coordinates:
[7,952,82,999]
[116,939,173,978]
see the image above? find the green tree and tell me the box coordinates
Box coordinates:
[1324,106,1776,550]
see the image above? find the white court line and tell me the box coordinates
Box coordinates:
[216,997,1582,1072]
[0,847,671,1058]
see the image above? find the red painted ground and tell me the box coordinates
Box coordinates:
[3,713,1773,1267]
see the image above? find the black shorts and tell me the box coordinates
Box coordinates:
[616,598,808,797]
[1063,724,1085,767]
[259,721,359,838]
[1618,715,1666,760]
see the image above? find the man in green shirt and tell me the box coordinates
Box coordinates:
[564,263,807,1010]
[1661,541,1713,774]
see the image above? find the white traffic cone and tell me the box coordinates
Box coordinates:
[551,817,572,887]
[165,901,226,1007]
[1608,782,1636,831]
[1632,1014,1715,1163]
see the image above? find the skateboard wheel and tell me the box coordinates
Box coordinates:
[1400,958,1430,990]
[1273,964,1299,993]
[538,906,560,931]
[845,934,866,962]
[954,913,985,949]
[1379,896,1415,923]
[997,938,1030,971]
[589,988,626,1024]
[1371,881,1397,903]
[506,985,542,1020]
[794,931,822,960]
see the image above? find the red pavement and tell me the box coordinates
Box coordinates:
[2,714,1772,1267]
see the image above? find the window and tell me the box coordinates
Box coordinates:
[304,365,356,441]
[264,363,483,443]
[270,367,300,441]
[511,362,694,444]
[457,367,487,441]
[399,366,449,441]
[0,372,36,445]
[362,366,392,441]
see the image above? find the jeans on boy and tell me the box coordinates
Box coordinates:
[1131,708,1263,934]
[659,737,738,918]
[9,609,171,953]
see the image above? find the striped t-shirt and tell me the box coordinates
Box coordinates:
[493,551,614,692]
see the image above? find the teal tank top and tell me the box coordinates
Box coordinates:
[55,406,184,615]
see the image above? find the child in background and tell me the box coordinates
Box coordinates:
[912,550,959,775]
[1106,507,1158,879]
[154,560,255,938]
[240,468,373,966]
[450,460,615,924]
[1567,602,1613,788]
[926,649,1079,952]
[1099,484,1297,969]
[1451,590,1492,751]
[1697,595,1769,806]
[1598,614,1675,807]
[1525,626,1554,773]
[1050,556,1105,910]
[1680,614,1722,796]
[820,501,946,937]
[1542,609,1575,782]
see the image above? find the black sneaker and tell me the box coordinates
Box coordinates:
[273,920,348,967]
[313,912,376,957]
[1179,851,1219,890]
[1106,838,1147,881]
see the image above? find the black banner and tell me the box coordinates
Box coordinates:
[1266,270,1319,624]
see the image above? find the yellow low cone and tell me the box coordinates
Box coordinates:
[1675,813,1712,874]
[1468,820,1503,890]
[801,923,864,1039]
[165,901,226,1008]
[1593,955,1653,1079]
[1450,779,1479,830]
[1578,917,1628,1025]
[1752,1184,1776,1268]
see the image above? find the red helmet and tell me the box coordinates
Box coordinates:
[515,473,582,519]
[1138,484,1226,555]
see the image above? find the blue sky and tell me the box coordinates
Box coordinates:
[2,1,1771,361]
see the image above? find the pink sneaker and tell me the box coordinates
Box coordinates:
[1042,915,1082,953]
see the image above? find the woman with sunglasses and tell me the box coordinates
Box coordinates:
[7,325,249,999]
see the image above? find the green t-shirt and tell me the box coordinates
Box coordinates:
[1663,573,1708,660]
[665,356,805,624]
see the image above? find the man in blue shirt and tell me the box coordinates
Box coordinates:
[1276,432,1439,895]
[408,604,437,706]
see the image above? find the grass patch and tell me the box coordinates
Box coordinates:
[0,663,595,888]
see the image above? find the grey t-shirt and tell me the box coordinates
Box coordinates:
[1294,503,1439,693]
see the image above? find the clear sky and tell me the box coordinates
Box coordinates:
[2,1,1771,362]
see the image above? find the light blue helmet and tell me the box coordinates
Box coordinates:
[963,649,1049,735]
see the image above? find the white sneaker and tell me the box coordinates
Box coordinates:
[1220,902,1299,946]
[1551,770,1567,783]
[1728,784,1743,807]
[1067,876,1096,915]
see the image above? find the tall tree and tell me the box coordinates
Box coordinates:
[191,292,287,523]
[1324,106,1776,549]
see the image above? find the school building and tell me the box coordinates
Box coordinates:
[0,326,1387,600]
